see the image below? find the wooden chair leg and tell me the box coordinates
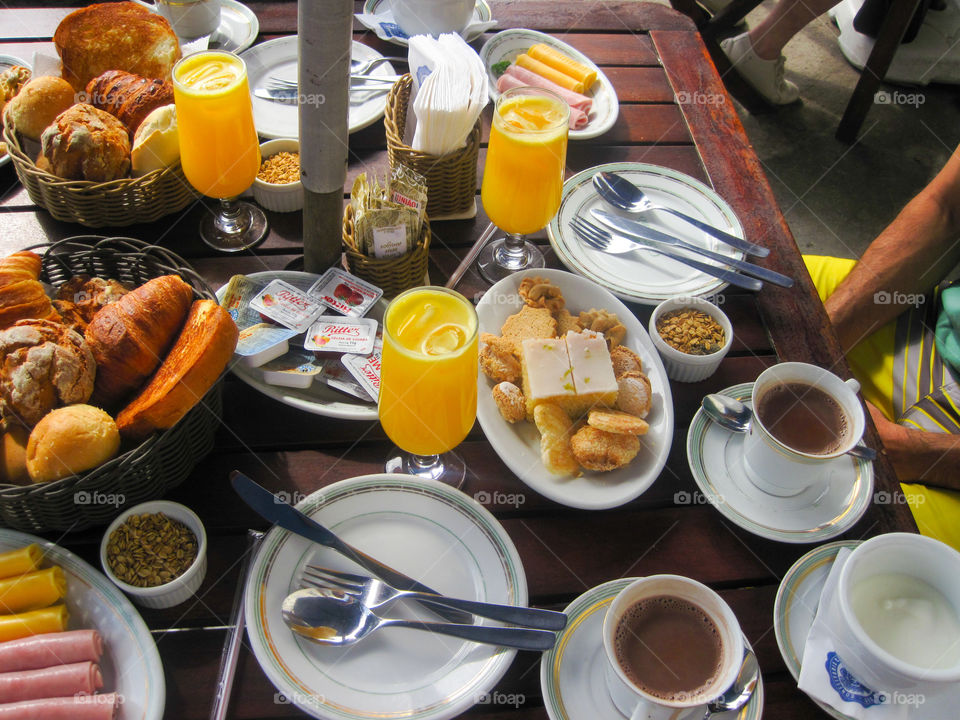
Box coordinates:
[836,0,924,143]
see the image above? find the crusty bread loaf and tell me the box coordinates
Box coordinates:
[5,75,75,141]
[39,104,131,181]
[54,2,181,92]
[85,274,194,410]
[85,70,174,137]
[0,251,59,330]
[26,404,120,483]
[0,65,32,118]
[117,299,238,440]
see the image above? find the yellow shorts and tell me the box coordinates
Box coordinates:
[803,255,960,551]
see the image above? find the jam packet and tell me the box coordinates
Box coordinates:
[304,317,378,355]
[308,268,382,318]
[250,279,326,332]
[340,334,383,400]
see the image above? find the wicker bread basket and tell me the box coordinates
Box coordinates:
[0,237,222,532]
[2,110,196,228]
[384,74,480,219]
[342,204,430,298]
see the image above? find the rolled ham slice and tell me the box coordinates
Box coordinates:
[0,661,102,703]
[0,630,102,673]
[496,64,593,129]
[0,692,117,719]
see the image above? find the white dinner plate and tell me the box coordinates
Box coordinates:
[240,38,397,139]
[0,529,165,720]
[244,474,527,720]
[0,54,31,171]
[541,578,763,720]
[547,162,745,305]
[479,28,618,140]
[686,383,874,544]
[215,270,381,421]
[475,268,674,510]
[360,0,493,46]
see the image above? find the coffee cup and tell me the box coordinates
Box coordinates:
[388,0,475,37]
[133,0,221,42]
[827,533,960,692]
[742,362,866,496]
[602,575,745,720]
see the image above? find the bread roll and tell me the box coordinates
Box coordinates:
[117,300,238,440]
[85,70,174,137]
[85,275,194,410]
[54,2,181,92]
[39,104,130,181]
[5,76,75,142]
[0,424,30,485]
[26,405,120,483]
[0,65,31,117]
[131,104,179,176]
[0,252,59,331]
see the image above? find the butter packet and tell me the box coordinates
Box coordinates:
[261,350,324,389]
[250,279,326,332]
[235,322,298,368]
[308,268,382,318]
[304,317,378,355]
[317,359,375,402]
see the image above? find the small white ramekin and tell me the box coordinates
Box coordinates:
[253,138,303,212]
[649,296,733,383]
[100,500,208,610]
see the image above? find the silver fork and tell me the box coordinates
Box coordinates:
[269,75,401,89]
[570,216,763,292]
[302,565,568,630]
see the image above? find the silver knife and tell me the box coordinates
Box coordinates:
[591,209,794,288]
[230,471,473,624]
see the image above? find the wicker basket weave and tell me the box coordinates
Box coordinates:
[0,237,223,532]
[2,111,196,228]
[342,204,430,298]
[384,75,480,219]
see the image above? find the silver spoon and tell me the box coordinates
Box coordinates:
[281,588,557,651]
[593,172,770,258]
[703,648,759,718]
[702,394,877,461]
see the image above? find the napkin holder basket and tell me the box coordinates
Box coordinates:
[342,204,431,298]
[384,74,480,220]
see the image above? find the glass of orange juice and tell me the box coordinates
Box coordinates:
[172,50,267,252]
[379,286,478,486]
[478,86,569,283]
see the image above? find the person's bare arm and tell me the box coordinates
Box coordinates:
[867,404,960,490]
[826,148,960,352]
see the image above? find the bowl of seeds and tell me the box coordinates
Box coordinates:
[649,296,733,383]
[100,500,207,609]
[253,138,303,212]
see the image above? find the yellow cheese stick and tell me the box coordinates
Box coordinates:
[515,53,585,93]
[0,604,68,643]
[0,545,42,580]
[527,43,597,90]
[0,567,66,614]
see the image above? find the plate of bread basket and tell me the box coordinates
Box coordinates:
[0,236,237,532]
[0,2,196,226]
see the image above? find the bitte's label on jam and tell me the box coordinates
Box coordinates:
[304,317,378,355]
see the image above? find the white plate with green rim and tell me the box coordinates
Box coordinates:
[360,0,493,46]
[0,529,165,720]
[541,578,763,720]
[475,268,674,510]
[686,383,874,543]
[548,163,745,305]
[479,28,618,140]
[244,474,528,720]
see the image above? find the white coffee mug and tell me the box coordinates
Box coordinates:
[602,576,745,720]
[389,0,475,37]
[742,362,866,496]
[133,0,221,41]
[828,533,960,691]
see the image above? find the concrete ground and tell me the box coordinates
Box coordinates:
[718,0,960,259]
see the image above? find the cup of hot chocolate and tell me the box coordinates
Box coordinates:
[742,362,866,496]
[602,575,745,720]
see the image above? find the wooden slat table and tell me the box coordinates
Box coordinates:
[0,2,915,718]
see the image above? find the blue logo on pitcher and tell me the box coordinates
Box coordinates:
[826,652,886,708]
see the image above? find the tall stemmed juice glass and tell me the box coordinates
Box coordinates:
[478,86,569,283]
[379,287,478,487]
[172,50,267,252]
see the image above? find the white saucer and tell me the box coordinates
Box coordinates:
[541,578,763,720]
[209,0,259,54]
[774,541,960,719]
[686,383,874,543]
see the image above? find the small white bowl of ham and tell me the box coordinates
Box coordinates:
[99,501,208,610]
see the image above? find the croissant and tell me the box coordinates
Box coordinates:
[0,252,59,330]
[85,69,174,137]
[85,274,194,410]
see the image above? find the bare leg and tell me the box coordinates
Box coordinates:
[749,0,842,59]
